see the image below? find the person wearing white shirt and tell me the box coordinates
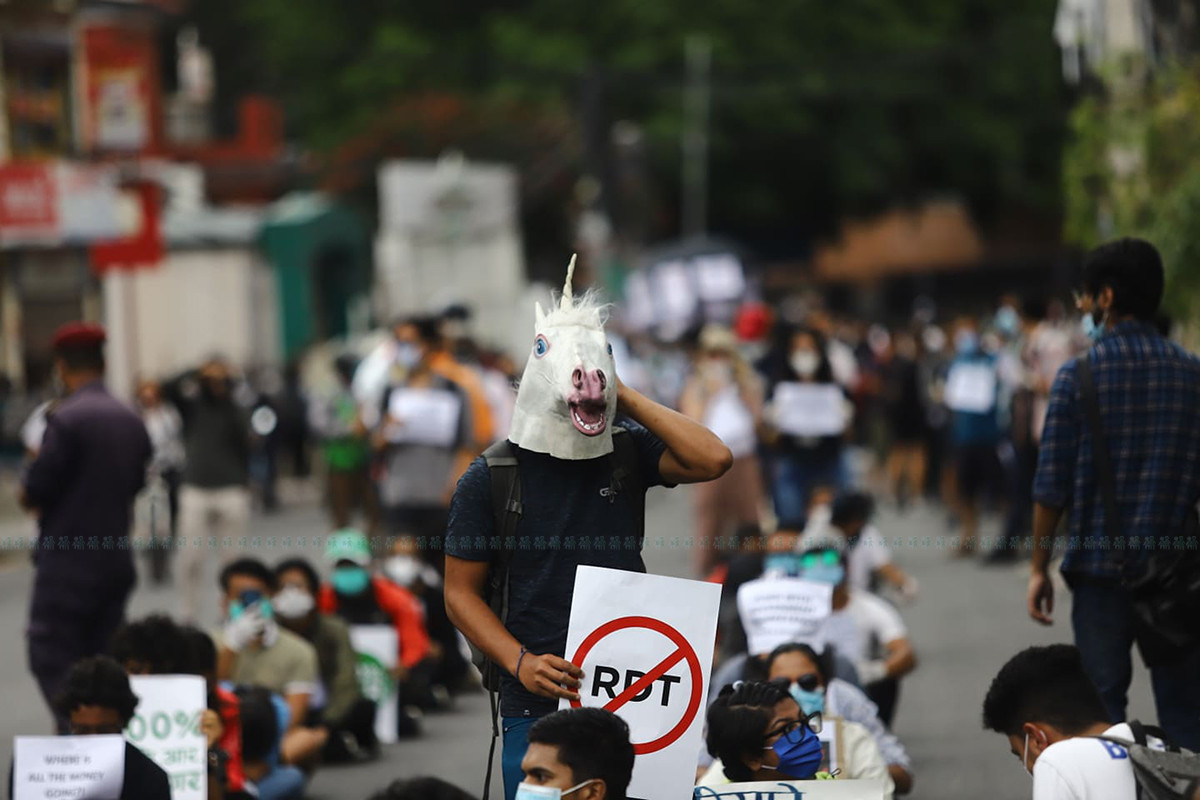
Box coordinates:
[798,492,917,601]
[798,545,916,729]
[983,644,1155,800]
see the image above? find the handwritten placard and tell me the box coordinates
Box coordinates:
[737,577,833,657]
[13,735,125,800]
[350,625,399,745]
[693,778,885,799]
[944,362,997,414]
[126,675,207,800]
[385,388,463,446]
[772,383,847,438]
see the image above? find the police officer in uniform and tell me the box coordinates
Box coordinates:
[20,323,152,732]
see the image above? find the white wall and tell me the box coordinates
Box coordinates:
[103,248,280,397]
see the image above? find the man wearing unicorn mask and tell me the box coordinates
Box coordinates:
[445,256,733,800]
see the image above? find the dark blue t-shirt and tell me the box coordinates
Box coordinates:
[445,420,669,717]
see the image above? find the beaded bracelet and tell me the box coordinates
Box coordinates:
[515,646,530,680]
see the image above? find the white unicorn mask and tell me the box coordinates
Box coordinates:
[508,255,618,460]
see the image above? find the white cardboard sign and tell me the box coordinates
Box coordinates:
[737,577,834,657]
[13,735,125,800]
[694,779,886,799]
[772,383,847,438]
[944,362,997,414]
[350,625,399,745]
[561,566,721,800]
[385,388,462,446]
[126,675,207,800]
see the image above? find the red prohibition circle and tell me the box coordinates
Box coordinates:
[569,615,703,755]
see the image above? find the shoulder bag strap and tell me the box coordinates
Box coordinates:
[1076,357,1121,545]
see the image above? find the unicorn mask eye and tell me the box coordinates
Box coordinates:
[534,334,550,358]
[607,342,613,356]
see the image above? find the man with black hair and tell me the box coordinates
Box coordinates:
[20,323,153,733]
[1029,237,1200,748]
[213,558,327,768]
[6,655,171,799]
[519,708,634,800]
[983,645,1158,798]
[111,614,189,675]
[368,776,479,800]
[800,491,917,599]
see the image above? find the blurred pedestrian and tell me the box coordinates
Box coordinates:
[1029,239,1200,749]
[163,357,253,623]
[133,378,185,584]
[881,331,927,510]
[763,326,851,524]
[19,323,152,733]
[310,353,379,534]
[680,325,766,575]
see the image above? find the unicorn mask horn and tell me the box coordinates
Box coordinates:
[508,254,618,460]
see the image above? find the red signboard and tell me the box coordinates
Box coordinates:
[81,24,164,154]
[90,182,164,271]
[0,163,58,233]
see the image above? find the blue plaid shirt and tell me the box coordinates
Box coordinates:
[1033,321,1200,579]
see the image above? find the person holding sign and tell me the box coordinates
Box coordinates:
[445,257,733,800]
[8,655,171,799]
[762,327,851,525]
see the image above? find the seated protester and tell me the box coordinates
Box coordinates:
[180,625,251,800]
[710,523,778,663]
[800,545,916,729]
[274,557,378,762]
[211,558,328,769]
[318,529,436,722]
[7,656,170,800]
[236,685,306,800]
[520,708,635,800]
[383,533,469,697]
[368,776,479,800]
[983,644,1168,800]
[799,492,918,602]
[110,613,189,675]
[701,680,890,794]
[768,643,914,795]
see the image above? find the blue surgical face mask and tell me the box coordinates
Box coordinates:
[789,683,826,717]
[763,553,805,576]
[955,331,979,356]
[800,563,845,586]
[1081,311,1105,342]
[331,566,371,596]
[766,723,824,779]
[395,342,422,370]
[514,779,597,800]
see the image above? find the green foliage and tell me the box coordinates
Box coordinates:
[1062,62,1200,319]
[184,0,1066,241]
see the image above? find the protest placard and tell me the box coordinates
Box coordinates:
[13,734,125,800]
[693,778,886,799]
[944,362,997,414]
[561,566,721,800]
[126,675,207,800]
[772,383,847,438]
[385,388,463,446]
[737,576,833,656]
[350,625,399,745]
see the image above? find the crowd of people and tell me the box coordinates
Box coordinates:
[8,238,1200,800]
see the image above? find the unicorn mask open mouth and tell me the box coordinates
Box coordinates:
[569,367,608,436]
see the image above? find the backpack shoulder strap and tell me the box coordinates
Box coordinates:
[607,425,646,547]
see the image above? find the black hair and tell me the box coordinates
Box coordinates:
[706,680,792,782]
[831,491,875,528]
[982,645,1110,736]
[1080,238,1164,321]
[178,625,217,676]
[109,614,187,674]
[219,557,276,593]
[398,315,443,346]
[767,642,831,684]
[527,708,635,800]
[367,777,478,800]
[235,685,280,762]
[774,325,835,385]
[54,656,139,725]
[57,347,105,373]
[334,353,359,384]
[275,557,320,595]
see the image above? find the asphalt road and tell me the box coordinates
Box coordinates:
[0,482,1158,800]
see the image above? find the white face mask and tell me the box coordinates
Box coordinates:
[791,351,820,377]
[384,555,422,587]
[514,779,597,800]
[272,586,315,620]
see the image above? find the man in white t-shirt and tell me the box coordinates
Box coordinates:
[798,545,916,728]
[983,644,1155,800]
[798,492,918,601]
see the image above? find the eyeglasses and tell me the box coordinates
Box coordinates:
[799,551,841,570]
[770,673,822,693]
